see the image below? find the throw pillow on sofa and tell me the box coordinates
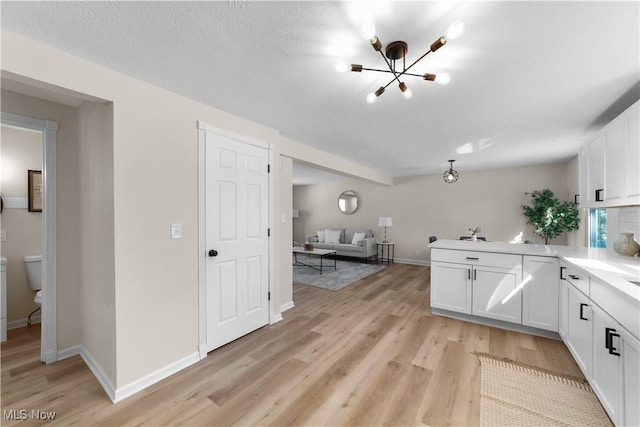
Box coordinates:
[351,232,366,245]
[326,229,342,244]
[317,230,326,243]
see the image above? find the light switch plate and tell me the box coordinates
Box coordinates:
[171,223,182,239]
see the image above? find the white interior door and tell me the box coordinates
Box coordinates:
[205,130,269,352]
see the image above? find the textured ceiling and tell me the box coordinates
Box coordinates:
[2,1,639,182]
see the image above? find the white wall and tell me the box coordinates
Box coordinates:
[0,125,43,325]
[1,90,82,350]
[294,163,578,263]
[1,29,385,398]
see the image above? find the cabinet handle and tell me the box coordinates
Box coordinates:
[560,266,566,280]
[605,328,621,357]
[467,269,471,280]
[595,189,604,202]
[579,303,589,321]
[574,194,580,204]
[473,269,477,280]
[569,274,580,280]
[466,257,479,260]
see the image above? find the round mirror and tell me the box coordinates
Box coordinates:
[338,190,359,214]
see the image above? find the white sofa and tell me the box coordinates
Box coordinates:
[306,228,377,262]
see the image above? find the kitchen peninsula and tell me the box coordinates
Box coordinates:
[429,239,640,426]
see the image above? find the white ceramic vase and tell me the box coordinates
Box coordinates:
[613,233,640,256]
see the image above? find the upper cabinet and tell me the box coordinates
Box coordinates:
[579,100,640,208]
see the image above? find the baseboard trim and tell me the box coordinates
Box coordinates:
[280,301,295,312]
[58,345,117,402]
[114,351,200,403]
[394,258,430,267]
[270,313,283,324]
[7,316,41,330]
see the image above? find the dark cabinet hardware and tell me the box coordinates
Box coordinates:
[560,266,566,280]
[569,274,580,280]
[473,269,477,280]
[467,269,471,280]
[466,257,479,260]
[574,194,580,204]
[595,189,604,202]
[579,303,589,321]
[605,327,621,356]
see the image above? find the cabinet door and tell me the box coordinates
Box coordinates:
[566,284,592,377]
[626,103,640,200]
[431,262,471,314]
[578,145,588,205]
[472,265,522,323]
[622,328,640,427]
[587,134,605,204]
[591,305,623,425]
[522,256,559,331]
[559,280,569,339]
[604,116,626,202]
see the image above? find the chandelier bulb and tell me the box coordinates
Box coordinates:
[360,23,376,40]
[366,92,377,104]
[399,82,413,99]
[374,86,385,97]
[435,73,451,85]
[334,62,348,73]
[446,20,465,40]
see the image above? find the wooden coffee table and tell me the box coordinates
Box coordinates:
[292,247,337,274]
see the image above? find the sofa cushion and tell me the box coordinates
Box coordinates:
[325,229,342,244]
[351,232,366,245]
[313,243,334,250]
[344,228,373,245]
[333,243,362,253]
[317,230,326,243]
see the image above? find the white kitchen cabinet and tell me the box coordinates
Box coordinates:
[625,102,640,201]
[559,280,569,340]
[622,327,640,427]
[522,256,559,332]
[431,261,471,314]
[591,304,624,425]
[587,134,605,205]
[604,115,626,203]
[1,257,6,343]
[579,100,640,207]
[566,283,593,377]
[472,264,523,323]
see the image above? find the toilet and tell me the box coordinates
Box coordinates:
[24,255,42,326]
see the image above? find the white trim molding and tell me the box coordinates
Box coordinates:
[114,352,200,403]
[270,313,284,324]
[7,316,41,330]
[1,112,58,364]
[280,301,295,313]
[58,345,116,403]
[394,258,431,267]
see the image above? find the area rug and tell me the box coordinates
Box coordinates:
[293,259,385,291]
[476,353,612,426]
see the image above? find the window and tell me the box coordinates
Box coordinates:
[589,208,607,248]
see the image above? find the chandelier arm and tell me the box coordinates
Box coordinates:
[378,50,403,85]
[360,68,427,79]
[403,49,433,75]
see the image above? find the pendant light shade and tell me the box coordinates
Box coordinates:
[443,160,459,183]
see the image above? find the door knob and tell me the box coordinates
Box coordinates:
[208,249,218,257]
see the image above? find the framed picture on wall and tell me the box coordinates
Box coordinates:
[28,169,43,212]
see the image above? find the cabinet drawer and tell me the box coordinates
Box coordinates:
[431,249,521,269]
[562,263,590,296]
[591,278,640,340]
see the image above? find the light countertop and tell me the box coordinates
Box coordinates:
[430,240,640,302]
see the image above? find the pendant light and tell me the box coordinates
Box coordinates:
[443,160,458,183]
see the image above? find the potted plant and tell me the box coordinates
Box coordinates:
[521,189,580,245]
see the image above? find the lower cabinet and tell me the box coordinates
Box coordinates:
[565,283,593,377]
[431,261,471,314]
[472,265,522,323]
[622,328,640,427]
[523,256,559,331]
[591,304,624,425]
[559,280,569,340]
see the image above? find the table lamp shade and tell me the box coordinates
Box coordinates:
[378,217,393,227]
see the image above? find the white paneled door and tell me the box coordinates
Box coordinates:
[205,130,269,352]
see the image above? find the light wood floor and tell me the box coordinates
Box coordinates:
[1,264,583,426]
